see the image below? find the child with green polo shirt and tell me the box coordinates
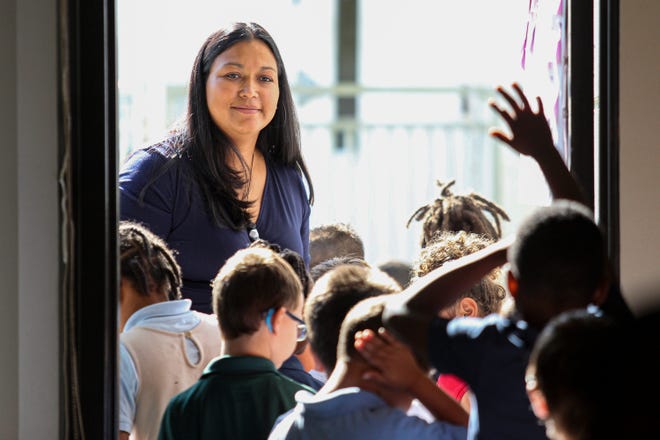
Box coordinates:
[157,246,315,440]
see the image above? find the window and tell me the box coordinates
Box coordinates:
[116,0,561,265]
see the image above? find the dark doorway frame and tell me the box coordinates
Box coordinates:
[61,0,118,438]
[61,1,620,436]
[567,0,620,279]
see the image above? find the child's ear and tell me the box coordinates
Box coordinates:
[270,307,286,334]
[458,297,479,317]
[507,270,519,299]
[527,387,550,421]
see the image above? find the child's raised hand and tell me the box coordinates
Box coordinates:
[354,327,425,392]
[488,83,555,159]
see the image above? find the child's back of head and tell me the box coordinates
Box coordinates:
[526,309,619,440]
[412,230,507,317]
[309,222,365,268]
[213,246,303,340]
[119,220,183,301]
[309,255,370,282]
[508,200,608,328]
[337,295,397,366]
[305,264,400,373]
[377,260,413,289]
[407,179,510,248]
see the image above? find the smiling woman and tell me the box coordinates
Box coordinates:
[118,22,314,314]
[205,40,280,147]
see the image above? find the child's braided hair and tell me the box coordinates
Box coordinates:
[407,179,510,248]
[119,221,182,300]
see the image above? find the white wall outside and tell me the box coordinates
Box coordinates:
[619,0,660,314]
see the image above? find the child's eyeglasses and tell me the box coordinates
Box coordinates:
[264,308,308,342]
[284,310,307,342]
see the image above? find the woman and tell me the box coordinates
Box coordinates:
[119,22,314,313]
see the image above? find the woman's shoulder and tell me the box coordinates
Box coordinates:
[120,138,190,179]
[267,160,310,200]
[122,139,180,168]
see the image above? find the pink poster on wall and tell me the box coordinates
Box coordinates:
[521,0,568,162]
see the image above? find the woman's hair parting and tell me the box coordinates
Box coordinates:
[407,179,510,248]
[119,221,183,300]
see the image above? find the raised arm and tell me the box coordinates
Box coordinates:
[381,237,510,363]
[488,83,585,204]
[489,83,634,322]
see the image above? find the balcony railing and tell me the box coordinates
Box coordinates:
[119,83,546,265]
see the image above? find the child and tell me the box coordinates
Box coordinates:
[248,239,324,390]
[304,261,398,377]
[411,230,507,320]
[378,199,609,439]
[118,221,222,440]
[377,259,413,289]
[527,307,660,440]
[158,246,315,440]
[372,83,631,440]
[309,222,365,268]
[269,267,468,439]
[525,309,617,440]
[407,179,509,248]
[411,230,508,412]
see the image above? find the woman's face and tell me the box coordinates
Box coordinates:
[205,39,279,146]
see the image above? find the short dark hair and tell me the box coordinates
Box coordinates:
[336,295,389,363]
[337,295,430,371]
[309,223,365,268]
[310,256,371,282]
[528,309,617,440]
[249,239,313,298]
[304,265,400,372]
[376,260,413,289]
[213,247,302,339]
[119,221,182,300]
[509,200,606,307]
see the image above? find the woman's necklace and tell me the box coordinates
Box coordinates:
[244,150,260,242]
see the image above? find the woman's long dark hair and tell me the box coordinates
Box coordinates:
[143,22,313,230]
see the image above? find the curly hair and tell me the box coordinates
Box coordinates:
[407,180,510,248]
[411,230,506,316]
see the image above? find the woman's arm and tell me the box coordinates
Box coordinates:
[119,147,177,238]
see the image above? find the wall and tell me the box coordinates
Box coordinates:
[0,0,19,436]
[619,0,660,314]
[0,0,60,438]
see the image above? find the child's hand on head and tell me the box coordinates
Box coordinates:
[354,328,425,392]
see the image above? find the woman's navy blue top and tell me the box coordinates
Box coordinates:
[119,144,311,314]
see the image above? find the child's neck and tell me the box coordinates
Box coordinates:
[318,360,379,395]
[319,360,411,411]
[222,334,272,361]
